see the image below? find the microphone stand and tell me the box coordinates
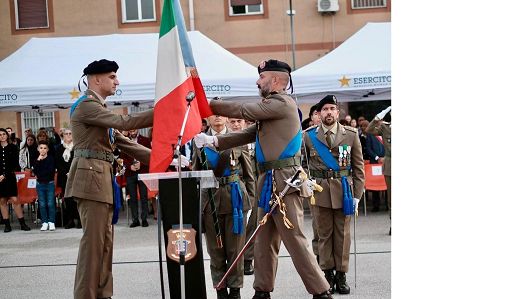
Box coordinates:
[174,91,195,299]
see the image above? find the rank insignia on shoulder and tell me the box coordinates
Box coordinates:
[262,98,271,104]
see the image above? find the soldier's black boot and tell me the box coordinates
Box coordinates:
[335,272,350,294]
[244,260,254,275]
[228,288,241,299]
[19,217,31,231]
[312,291,333,299]
[3,218,12,233]
[323,269,335,293]
[252,290,271,299]
[216,288,229,299]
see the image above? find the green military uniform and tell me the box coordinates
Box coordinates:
[209,91,330,296]
[66,89,153,299]
[367,118,391,219]
[192,126,255,293]
[303,123,365,274]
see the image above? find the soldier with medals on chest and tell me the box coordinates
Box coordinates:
[192,115,255,299]
[302,95,365,295]
[194,59,333,299]
[66,59,153,299]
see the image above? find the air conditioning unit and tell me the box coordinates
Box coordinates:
[318,0,339,12]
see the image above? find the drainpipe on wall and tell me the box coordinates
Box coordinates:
[188,0,195,31]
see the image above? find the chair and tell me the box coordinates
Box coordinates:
[362,164,387,216]
[15,171,38,222]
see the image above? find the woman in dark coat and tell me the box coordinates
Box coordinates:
[0,128,31,232]
[55,128,80,229]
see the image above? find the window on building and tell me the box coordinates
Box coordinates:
[229,0,263,16]
[121,0,156,23]
[14,0,49,30]
[22,111,55,138]
[351,0,387,9]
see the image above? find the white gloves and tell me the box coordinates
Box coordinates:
[376,106,391,120]
[171,155,190,168]
[194,133,218,148]
[354,198,360,216]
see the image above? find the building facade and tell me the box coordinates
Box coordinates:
[0,0,391,136]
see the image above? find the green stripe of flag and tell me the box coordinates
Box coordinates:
[159,0,176,37]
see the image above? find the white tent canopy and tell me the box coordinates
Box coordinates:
[292,22,391,103]
[0,31,260,111]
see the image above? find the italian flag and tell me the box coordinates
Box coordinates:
[150,0,212,173]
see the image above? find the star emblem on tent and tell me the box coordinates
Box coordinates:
[68,87,81,99]
[339,75,351,87]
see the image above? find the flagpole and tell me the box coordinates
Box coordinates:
[175,91,196,299]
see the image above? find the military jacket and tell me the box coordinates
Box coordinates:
[303,124,365,209]
[210,91,311,198]
[65,89,153,203]
[192,127,255,215]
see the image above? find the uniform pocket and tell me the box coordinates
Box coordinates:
[76,158,104,194]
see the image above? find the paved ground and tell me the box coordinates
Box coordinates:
[0,205,391,299]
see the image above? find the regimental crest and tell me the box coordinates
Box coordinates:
[167,227,197,263]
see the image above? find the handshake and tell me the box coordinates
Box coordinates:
[193,133,218,148]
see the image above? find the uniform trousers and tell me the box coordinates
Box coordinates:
[253,192,330,295]
[204,211,247,288]
[312,205,351,272]
[74,198,114,299]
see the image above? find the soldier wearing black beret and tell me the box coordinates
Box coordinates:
[69,59,153,299]
[194,58,333,298]
[315,95,337,112]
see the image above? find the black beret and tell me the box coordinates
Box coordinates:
[315,95,337,112]
[258,59,291,74]
[83,59,119,75]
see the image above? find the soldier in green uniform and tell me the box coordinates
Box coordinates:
[193,114,255,299]
[302,95,365,294]
[194,59,332,299]
[367,106,391,235]
[66,59,153,299]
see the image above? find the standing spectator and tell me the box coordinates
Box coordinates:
[36,129,56,157]
[0,128,31,232]
[33,140,56,231]
[349,119,358,128]
[6,127,21,148]
[360,120,385,212]
[19,134,39,171]
[201,118,209,133]
[344,114,352,124]
[123,129,151,228]
[24,128,33,140]
[55,129,80,229]
[367,106,391,234]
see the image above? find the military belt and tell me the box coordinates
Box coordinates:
[257,156,301,173]
[217,173,240,186]
[74,149,114,163]
[310,169,350,179]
